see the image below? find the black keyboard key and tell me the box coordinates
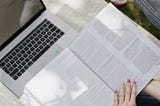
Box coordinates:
[5,70,10,74]
[15,49,20,52]
[24,47,29,51]
[38,34,42,38]
[41,38,45,42]
[44,28,49,32]
[17,53,22,57]
[22,42,27,46]
[47,32,51,35]
[6,63,11,67]
[28,61,33,66]
[18,65,23,69]
[32,52,36,56]
[60,31,64,35]
[21,61,26,66]
[34,44,38,48]
[52,33,56,37]
[16,60,21,64]
[34,37,39,41]
[8,55,13,59]
[20,50,25,54]
[56,29,60,33]
[43,24,47,27]
[46,39,50,43]
[1,62,5,66]
[29,36,34,40]
[28,55,33,59]
[41,31,46,35]
[54,37,58,42]
[40,27,44,30]
[25,58,30,63]
[31,41,36,44]
[13,76,18,80]
[51,27,57,32]
[33,33,37,37]
[36,48,40,52]
[27,44,32,48]
[39,45,43,49]
[30,47,35,51]
[32,45,50,62]
[12,52,16,56]
[13,57,18,61]
[44,35,48,38]
[4,58,9,63]
[49,41,55,45]
[17,72,22,76]
[20,69,25,73]
[27,50,32,54]
[37,41,42,45]
[8,67,14,72]
[20,57,24,61]
[24,65,29,70]
[42,42,47,46]
[57,35,61,39]
[26,39,30,43]
[36,30,40,34]
[23,54,28,58]
[12,63,17,68]
[10,68,18,77]
[10,60,15,64]
[48,24,53,28]
[3,67,8,72]
[19,45,24,49]
[49,36,53,40]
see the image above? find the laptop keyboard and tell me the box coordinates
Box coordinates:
[0,19,64,80]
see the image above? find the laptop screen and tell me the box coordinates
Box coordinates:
[0,0,45,50]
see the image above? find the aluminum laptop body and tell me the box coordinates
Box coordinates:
[0,0,77,97]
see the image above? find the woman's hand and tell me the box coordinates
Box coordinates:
[114,80,137,106]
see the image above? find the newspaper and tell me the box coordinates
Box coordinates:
[70,3,160,94]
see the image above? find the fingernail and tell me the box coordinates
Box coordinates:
[133,81,136,84]
[114,90,118,94]
[127,79,130,83]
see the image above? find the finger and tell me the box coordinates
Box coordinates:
[114,91,119,106]
[130,81,137,102]
[125,79,131,102]
[119,82,125,104]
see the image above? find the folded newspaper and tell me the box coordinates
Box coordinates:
[20,3,160,106]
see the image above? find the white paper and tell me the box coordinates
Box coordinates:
[70,3,160,93]
[25,48,114,106]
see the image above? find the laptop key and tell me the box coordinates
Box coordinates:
[32,45,50,62]
[13,76,18,80]
[10,68,18,77]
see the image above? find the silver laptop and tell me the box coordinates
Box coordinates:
[0,0,77,97]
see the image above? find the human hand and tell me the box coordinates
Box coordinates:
[114,80,137,106]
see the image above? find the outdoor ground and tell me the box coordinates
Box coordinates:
[105,0,160,40]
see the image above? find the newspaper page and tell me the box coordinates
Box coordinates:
[70,3,160,93]
[25,48,114,106]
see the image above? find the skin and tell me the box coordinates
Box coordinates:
[143,80,160,101]
[114,80,137,106]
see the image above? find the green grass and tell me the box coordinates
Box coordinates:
[105,0,160,40]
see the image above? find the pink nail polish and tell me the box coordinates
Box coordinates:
[133,81,136,84]
[114,90,118,94]
[127,79,130,83]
